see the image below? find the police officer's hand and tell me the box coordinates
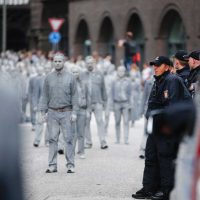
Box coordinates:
[70,114,77,122]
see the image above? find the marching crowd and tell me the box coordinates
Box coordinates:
[0,48,200,200]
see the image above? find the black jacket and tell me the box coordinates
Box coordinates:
[187,65,200,97]
[146,71,191,118]
[176,65,190,86]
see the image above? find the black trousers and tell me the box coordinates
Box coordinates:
[142,134,180,193]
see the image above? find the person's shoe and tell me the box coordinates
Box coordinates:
[151,190,169,200]
[125,141,129,145]
[33,143,38,147]
[32,126,35,131]
[67,166,75,173]
[58,149,64,155]
[46,168,57,173]
[79,154,86,159]
[101,145,108,149]
[139,155,145,159]
[84,143,92,149]
[132,187,153,199]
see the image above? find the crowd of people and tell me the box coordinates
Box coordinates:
[0,47,200,200]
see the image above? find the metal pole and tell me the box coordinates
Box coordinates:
[2,0,7,53]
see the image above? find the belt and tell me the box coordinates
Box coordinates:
[49,106,72,112]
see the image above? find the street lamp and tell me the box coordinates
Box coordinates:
[2,0,7,53]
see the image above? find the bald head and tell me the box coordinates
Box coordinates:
[53,53,65,71]
[71,66,80,79]
[117,66,126,78]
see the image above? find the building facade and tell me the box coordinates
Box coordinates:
[0,0,69,53]
[69,0,200,64]
[0,0,199,65]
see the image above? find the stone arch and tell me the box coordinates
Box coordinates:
[157,6,187,56]
[97,16,116,62]
[126,12,145,67]
[74,19,91,57]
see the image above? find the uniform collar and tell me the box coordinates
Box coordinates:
[154,71,169,82]
[176,66,189,74]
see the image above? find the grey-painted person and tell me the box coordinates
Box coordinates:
[102,60,116,136]
[81,56,108,149]
[32,66,49,147]
[29,66,43,131]
[0,75,24,200]
[39,53,78,174]
[71,66,90,159]
[111,66,132,144]
[130,71,142,126]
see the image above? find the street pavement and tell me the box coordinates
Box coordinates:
[21,114,145,200]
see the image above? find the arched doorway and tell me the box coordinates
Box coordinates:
[7,29,28,51]
[158,10,186,57]
[74,19,91,57]
[98,17,115,62]
[127,13,145,68]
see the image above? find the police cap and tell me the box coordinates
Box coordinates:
[184,50,200,61]
[149,56,171,66]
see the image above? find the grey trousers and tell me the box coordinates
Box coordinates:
[47,109,75,168]
[58,132,65,151]
[114,102,129,143]
[30,105,36,126]
[74,109,86,155]
[104,103,110,136]
[34,112,49,145]
[85,103,107,146]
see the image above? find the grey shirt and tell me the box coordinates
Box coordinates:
[28,75,45,109]
[111,77,132,104]
[76,79,90,109]
[39,70,78,113]
[81,71,107,104]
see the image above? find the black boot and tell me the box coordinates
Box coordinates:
[132,187,153,199]
[151,190,169,200]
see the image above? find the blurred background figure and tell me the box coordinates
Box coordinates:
[111,66,132,144]
[0,74,24,200]
[101,54,116,136]
[82,56,108,149]
[71,66,89,159]
[118,32,140,72]
[130,66,142,126]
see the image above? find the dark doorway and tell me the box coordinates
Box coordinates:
[98,17,115,62]
[75,19,91,57]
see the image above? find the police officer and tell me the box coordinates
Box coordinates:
[82,56,108,149]
[111,66,132,144]
[173,50,190,85]
[184,50,200,98]
[132,56,191,200]
[39,53,78,173]
[71,66,89,159]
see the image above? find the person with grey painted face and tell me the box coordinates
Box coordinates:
[81,56,108,149]
[31,66,49,147]
[39,53,78,173]
[111,66,132,144]
[71,66,90,159]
